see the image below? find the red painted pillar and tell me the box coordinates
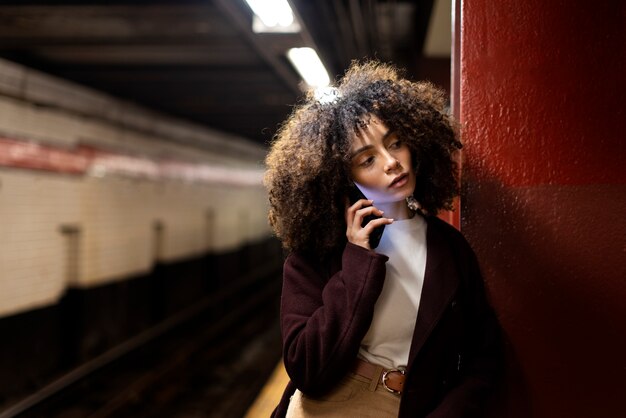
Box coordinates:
[457,1,626,417]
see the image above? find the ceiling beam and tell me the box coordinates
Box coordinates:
[213,0,302,96]
[0,5,233,43]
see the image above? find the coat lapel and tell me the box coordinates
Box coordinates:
[406,217,459,369]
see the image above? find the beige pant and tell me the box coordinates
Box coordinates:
[285,372,401,418]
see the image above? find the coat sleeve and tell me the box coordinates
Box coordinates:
[427,239,503,418]
[281,242,388,395]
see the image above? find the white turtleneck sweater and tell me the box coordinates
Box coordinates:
[358,214,427,369]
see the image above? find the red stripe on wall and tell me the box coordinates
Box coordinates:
[0,138,89,174]
[0,138,263,186]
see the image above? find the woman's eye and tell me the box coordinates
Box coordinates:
[359,156,374,167]
[389,140,402,149]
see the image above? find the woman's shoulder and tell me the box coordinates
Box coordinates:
[284,246,336,266]
[425,215,475,255]
[283,245,341,279]
[284,242,388,279]
[286,241,387,264]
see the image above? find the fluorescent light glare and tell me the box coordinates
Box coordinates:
[244,0,294,27]
[252,15,300,33]
[287,47,330,88]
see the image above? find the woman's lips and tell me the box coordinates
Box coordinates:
[389,173,408,188]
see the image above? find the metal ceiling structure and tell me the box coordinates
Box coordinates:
[0,0,449,147]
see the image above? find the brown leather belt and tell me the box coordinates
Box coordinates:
[352,359,406,394]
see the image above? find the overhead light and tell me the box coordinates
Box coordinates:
[286,47,330,88]
[244,0,294,28]
[252,15,300,33]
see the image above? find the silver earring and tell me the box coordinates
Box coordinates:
[406,195,421,212]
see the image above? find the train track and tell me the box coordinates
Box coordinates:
[2,262,282,418]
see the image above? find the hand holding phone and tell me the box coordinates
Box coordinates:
[347,186,386,249]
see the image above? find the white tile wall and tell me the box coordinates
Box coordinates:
[0,57,267,163]
[0,168,271,318]
[0,59,273,318]
[0,97,80,146]
[0,169,81,316]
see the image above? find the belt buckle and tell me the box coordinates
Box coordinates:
[381,368,405,394]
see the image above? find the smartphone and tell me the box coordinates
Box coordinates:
[348,186,385,249]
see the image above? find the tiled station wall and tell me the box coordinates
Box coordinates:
[0,171,269,317]
[0,58,271,318]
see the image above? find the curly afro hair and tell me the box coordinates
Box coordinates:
[264,60,462,256]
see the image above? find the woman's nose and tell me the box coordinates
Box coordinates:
[383,154,401,173]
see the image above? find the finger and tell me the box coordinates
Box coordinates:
[353,206,384,226]
[346,199,373,225]
[355,205,384,217]
[348,199,372,213]
[362,217,394,233]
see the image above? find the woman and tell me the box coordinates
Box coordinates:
[264,61,501,418]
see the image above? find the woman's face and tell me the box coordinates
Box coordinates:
[349,115,416,205]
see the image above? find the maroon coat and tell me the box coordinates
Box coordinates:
[273,216,502,418]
